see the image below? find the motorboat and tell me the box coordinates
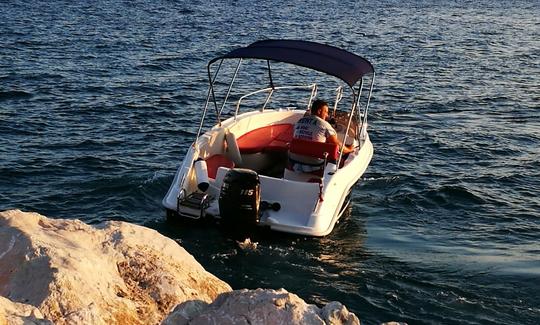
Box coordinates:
[163,40,375,236]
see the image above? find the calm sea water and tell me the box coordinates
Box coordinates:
[1,1,539,324]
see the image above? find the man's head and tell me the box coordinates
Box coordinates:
[311,99,329,120]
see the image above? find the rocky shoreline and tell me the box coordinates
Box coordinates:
[0,210,360,324]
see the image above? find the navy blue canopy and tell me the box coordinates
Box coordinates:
[209,40,374,88]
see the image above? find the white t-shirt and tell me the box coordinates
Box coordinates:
[293,115,337,142]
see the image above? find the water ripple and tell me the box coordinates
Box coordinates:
[1,1,539,324]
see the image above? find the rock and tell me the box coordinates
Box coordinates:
[0,210,362,325]
[321,301,359,324]
[163,288,361,325]
[0,210,231,325]
[0,296,53,324]
[161,300,209,325]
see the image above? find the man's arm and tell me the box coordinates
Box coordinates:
[327,135,354,154]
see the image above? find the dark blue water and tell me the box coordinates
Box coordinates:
[1,1,539,324]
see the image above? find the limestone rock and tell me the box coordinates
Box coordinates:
[0,296,53,325]
[321,301,360,324]
[161,300,209,325]
[0,210,231,325]
[163,288,360,325]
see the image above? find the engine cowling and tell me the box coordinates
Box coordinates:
[218,168,260,226]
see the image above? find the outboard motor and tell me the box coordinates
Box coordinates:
[219,168,260,226]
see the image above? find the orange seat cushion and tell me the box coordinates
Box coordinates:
[237,124,294,153]
[288,138,339,161]
[205,154,234,179]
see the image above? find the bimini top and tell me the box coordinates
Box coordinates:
[209,40,374,88]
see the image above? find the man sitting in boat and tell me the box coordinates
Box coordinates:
[290,99,353,173]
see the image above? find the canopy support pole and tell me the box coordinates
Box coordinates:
[197,59,223,139]
[335,85,359,170]
[261,60,275,111]
[221,59,243,116]
[360,73,375,139]
[207,60,223,128]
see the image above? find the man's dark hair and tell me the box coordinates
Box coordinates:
[310,99,328,114]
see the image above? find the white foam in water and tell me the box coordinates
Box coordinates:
[236,238,258,251]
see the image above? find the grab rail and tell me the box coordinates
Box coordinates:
[234,84,317,119]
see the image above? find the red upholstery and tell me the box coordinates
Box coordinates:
[237,124,294,154]
[205,154,234,179]
[288,138,339,161]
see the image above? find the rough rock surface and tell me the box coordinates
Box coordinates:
[162,288,360,325]
[0,210,231,325]
[0,296,53,325]
[0,210,364,325]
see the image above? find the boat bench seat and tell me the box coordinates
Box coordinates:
[237,124,294,154]
[205,154,235,179]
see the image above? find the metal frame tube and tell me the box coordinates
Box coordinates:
[267,60,274,88]
[335,85,357,170]
[332,86,343,117]
[356,79,365,141]
[220,59,243,115]
[235,84,316,117]
[261,88,274,112]
[260,60,275,112]
[360,73,375,139]
[207,60,223,128]
[196,60,223,139]
[307,84,318,111]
